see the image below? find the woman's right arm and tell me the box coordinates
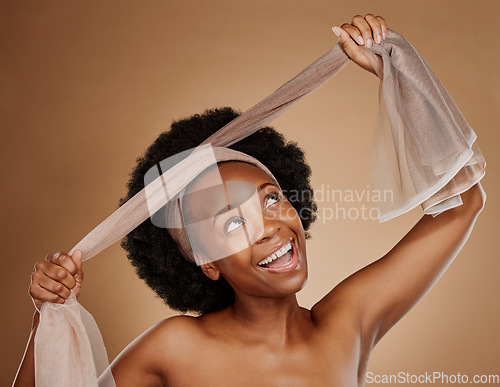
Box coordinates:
[12,311,39,387]
[13,250,83,387]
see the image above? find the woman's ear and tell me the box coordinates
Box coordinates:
[197,254,221,281]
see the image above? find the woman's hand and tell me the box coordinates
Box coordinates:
[332,14,388,76]
[29,250,83,310]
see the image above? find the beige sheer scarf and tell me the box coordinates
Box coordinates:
[32,29,485,386]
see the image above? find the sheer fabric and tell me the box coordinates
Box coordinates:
[31,29,485,385]
[34,293,111,386]
[364,33,485,220]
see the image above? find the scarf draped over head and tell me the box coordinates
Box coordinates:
[32,29,485,386]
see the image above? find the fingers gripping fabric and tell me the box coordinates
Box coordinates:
[32,29,485,385]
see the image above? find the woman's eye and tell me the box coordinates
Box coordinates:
[225,217,244,233]
[265,192,280,208]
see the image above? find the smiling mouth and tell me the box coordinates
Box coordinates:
[257,238,299,273]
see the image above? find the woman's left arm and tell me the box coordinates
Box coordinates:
[314,183,486,349]
[351,183,485,345]
[317,14,486,351]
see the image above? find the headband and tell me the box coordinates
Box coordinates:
[34,29,486,386]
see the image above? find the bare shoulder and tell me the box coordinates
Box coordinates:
[155,314,202,339]
[109,315,203,386]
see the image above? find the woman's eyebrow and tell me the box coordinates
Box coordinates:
[257,182,276,191]
[214,204,232,221]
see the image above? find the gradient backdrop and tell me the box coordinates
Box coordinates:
[2,0,499,385]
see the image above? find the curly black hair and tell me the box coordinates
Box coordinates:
[119,107,317,315]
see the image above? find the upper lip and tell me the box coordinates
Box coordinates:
[256,237,293,266]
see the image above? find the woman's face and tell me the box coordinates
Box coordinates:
[182,161,308,298]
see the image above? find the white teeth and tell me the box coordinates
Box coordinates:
[258,239,293,266]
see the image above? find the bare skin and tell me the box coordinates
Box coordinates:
[14,14,487,387]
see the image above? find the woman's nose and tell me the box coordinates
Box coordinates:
[255,212,280,244]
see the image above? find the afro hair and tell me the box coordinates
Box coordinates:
[119,107,317,315]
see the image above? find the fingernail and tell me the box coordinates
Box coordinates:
[357,36,364,45]
[382,31,387,39]
[54,252,61,259]
[331,27,341,38]
[375,34,382,44]
[366,38,373,48]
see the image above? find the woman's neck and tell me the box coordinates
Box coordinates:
[223,293,310,346]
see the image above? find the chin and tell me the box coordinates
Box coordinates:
[274,265,308,296]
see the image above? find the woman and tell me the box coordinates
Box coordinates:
[14,14,486,386]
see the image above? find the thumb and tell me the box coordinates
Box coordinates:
[332,26,361,55]
[332,26,376,76]
[71,249,84,296]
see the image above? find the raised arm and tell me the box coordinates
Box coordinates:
[313,183,485,348]
[315,14,486,346]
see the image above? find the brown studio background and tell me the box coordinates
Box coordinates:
[1,0,499,385]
